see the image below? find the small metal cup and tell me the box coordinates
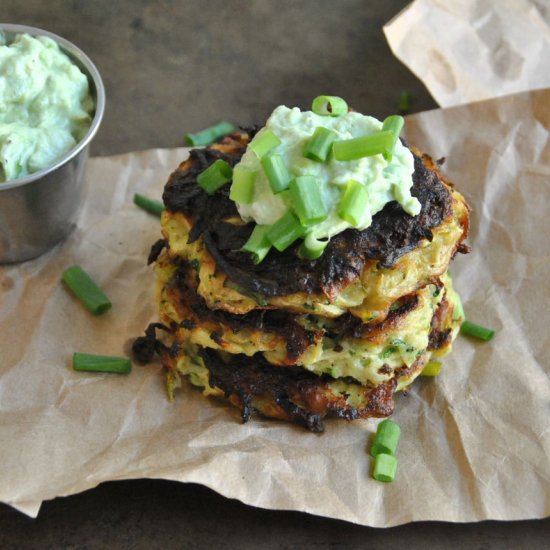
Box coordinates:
[0,24,106,264]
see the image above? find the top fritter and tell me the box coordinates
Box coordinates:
[159,99,469,322]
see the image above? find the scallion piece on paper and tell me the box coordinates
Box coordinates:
[289,175,327,226]
[311,95,348,117]
[338,180,369,227]
[373,453,398,482]
[420,360,442,377]
[370,419,401,457]
[298,233,329,260]
[460,320,495,342]
[332,131,394,161]
[62,265,112,315]
[230,166,256,204]
[303,127,338,162]
[133,193,164,217]
[261,154,291,194]
[381,115,405,162]
[267,211,305,252]
[184,121,235,147]
[241,224,271,264]
[249,129,281,158]
[197,159,233,194]
[73,352,131,374]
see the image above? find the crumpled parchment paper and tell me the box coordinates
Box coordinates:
[384,0,550,107]
[1,88,549,524]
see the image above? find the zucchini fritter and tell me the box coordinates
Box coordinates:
[159,131,469,321]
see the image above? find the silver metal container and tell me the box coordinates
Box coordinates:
[0,24,106,264]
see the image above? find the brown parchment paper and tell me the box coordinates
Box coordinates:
[384,0,550,108]
[1,89,550,524]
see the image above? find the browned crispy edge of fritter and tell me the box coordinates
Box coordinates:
[159,256,444,366]
[148,341,426,433]
[132,290,453,433]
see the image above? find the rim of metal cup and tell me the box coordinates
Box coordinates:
[0,23,106,191]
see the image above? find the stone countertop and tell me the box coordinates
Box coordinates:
[1,1,548,547]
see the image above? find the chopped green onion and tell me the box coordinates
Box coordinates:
[398,90,410,114]
[311,95,348,117]
[381,115,405,162]
[337,180,369,227]
[332,131,394,161]
[277,189,292,206]
[261,154,291,194]
[370,419,401,457]
[288,175,327,225]
[62,265,112,315]
[298,233,329,260]
[460,320,495,341]
[184,121,235,146]
[133,193,164,217]
[241,224,271,264]
[197,159,233,194]
[303,127,338,162]
[373,453,398,482]
[230,166,256,204]
[73,352,131,374]
[249,129,281,158]
[267,211,305,252]
[421,360,442,377]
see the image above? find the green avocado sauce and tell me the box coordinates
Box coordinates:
[0,33,94,183]
[232,101,421,260]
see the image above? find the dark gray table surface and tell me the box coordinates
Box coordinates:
[2,1,548,548]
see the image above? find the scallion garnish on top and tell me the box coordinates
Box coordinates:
[298,233,329,260]
[197,159,233,194]
[311,95,348,117]
[249,129,281,158]
[184,121,235,147]
[288,175,327,226]
[261,154,291,194]
[62,265,112,315]
[332,131,394,161]
[381,115,405,162]
[303,127,337,163]
[337,179,369,227]
[241,224,272,264]
[267,211,305,252]
[229,166,256,204]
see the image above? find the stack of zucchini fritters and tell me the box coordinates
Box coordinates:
[141,129,470,432]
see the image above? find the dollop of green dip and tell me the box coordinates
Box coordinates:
[233,104,420,260]
[0,33,94,183]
